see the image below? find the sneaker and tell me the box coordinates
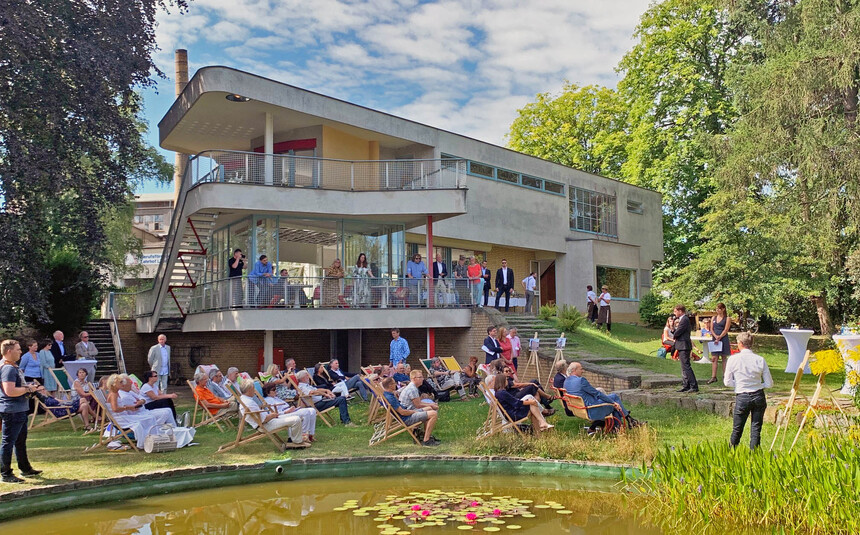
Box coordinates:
[422,438,440,447]
[1,474,23,483]
[429,435,440,442]
[343,422,357,428]
[20,469,42,477]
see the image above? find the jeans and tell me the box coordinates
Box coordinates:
[344,375,367,400]
[731,390,767,449]
[316,396,350,424]
[678,349,698,391]
[483,284,490,306]
[1,411,33,476]
[471,282,482,306]
[495,287,511,311]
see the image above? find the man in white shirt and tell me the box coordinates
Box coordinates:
[586,285,598,323]
[724,332,773,450]
[521,272,537,315]
[147,334,170,392]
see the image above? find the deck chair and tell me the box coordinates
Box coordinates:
[559,388,627,434]
[84,386,140,453]
[286,374,336,427]
[216,390,310,453]
[476,383,529,440]
[187,380,235,431]
[441,357,462,372]
[48,368,74,401]
[362,376,422,446]
[421,358,463,399]
[29,393,78,431]
[362,375,386,425]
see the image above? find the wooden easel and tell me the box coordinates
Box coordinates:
[519,332,542,384]
[546,333,567,388]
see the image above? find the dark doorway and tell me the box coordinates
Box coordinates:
[540,261,556,306]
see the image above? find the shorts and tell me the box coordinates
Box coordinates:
[404,410,429,426]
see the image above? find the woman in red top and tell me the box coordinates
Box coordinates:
[498,327,514,372]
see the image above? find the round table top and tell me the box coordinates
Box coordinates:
[690,335,714,341]
[780,328,814,335]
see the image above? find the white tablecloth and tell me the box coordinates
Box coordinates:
[486,296,526,308]
[781,329,813,374]
[690,336,713,364]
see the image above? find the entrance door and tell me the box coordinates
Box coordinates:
[539,261,556,306]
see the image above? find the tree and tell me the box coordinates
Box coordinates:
[0,0,183,329]
[507,83,630,177]
[617,0,744,278]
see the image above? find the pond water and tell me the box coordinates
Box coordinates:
[3,474,757,534]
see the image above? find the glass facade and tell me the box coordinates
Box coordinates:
[570,186,617,237]
[596,266,637,300]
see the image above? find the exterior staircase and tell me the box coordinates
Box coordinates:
[80,319,122,377]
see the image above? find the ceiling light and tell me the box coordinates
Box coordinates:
[225,94,251,102]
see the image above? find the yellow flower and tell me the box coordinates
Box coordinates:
[810,349,843,376]
[848,370,860,387]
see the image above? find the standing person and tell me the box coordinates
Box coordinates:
[596,285,612,332]
[50,330,67,367]
[498,327,514,371]
[37,339,57,394]
[724,332,773,449]
[707,303,733,384]
[75,331,98,360]
[508,327,522,371]
[586,285,598,323]
[452,255,469,306]
[147,334,171,393]
[482,326,502,365]
[228,248,246,308]
[353,253,374,308]
[249,254,275,306]
[389,328,410,367]
[494,259,514,312]
[0,339,41,483]
[521,271,537,314]
[481,260,492,307]
[405,253,428,306]
[322,258,345,307]
[467,256,483,307]
[19,340,42,385]
[673,305,698,393]
[432,253,448,307]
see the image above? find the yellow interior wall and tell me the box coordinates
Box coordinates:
[485,246,536,295]
[321,125,371,160]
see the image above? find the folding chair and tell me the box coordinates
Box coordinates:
[48,368,74,401]
[217,391,310,453]
[476,383,529,440]
[362,375,386,425]
[559,388,627,433]
[84,387,140,453]
[421,358,463,399]
[187,380,235,431]
[361,376,422,446]
[440,357,462,372]
[29,393,77,431]
[286,374,336,427]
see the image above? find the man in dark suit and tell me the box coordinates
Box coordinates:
[431,253,448,280]
[672,304,698,392]
[494,259,514,312]
[481,326,502,364]
[50,330,67,367]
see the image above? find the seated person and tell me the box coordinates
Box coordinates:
[34,384,95,430]
[398,370,439,416]
[261,382,317,442]
[392,363,411,386]
[117,374,175,427]
[502,366,555,413]
[238,379,307,444]
[206,369,232,399]
[71,367,98,414]
[106,373,160,449]
[381,377,439,447]
[492,374,554,433]
[326,358,368,401]
[551,360,573,417]
[312,363,348,398]
[379,364,392,379]
[284,358,298,375]
[459,362,482,397]
[563,362,639,427]
[263,364,297,400]
[194,371,239,419]
[140,370,180,422]
[484,359,506,387]
[428,357,466,398]
[295,370,353,426]
[224,367,240,389]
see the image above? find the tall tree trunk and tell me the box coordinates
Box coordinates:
[810,294,835,335]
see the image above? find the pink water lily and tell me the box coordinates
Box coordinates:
[492,509,501,516]
[411,505,422,511]
[470,501,480,507]
[421,510,430,516]
[466,513,478,521]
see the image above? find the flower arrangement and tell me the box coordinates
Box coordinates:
[810,349,843,376]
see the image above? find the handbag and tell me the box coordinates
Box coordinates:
[144,424,177,453]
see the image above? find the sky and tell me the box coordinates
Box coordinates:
[139,0,654,193]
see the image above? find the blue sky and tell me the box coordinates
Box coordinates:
[139,0,653,193]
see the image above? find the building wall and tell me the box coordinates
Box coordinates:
[322,125,371,160]
[484,245,535,298]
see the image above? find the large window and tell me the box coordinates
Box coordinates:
[447,153,565,196]
[570,186,617,237]
[596,266,637,300]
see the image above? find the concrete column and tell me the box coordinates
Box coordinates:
[348,330,362,371]
[264,112,274,185]
[173,49,189,203]
[263,330,273,371]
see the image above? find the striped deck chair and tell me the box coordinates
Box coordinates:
[84,386,140,453]
[286,373,336,427]
[217,387,310,453]
[29,392,77,431]
[187,379,235,431]
[48,368,74,401]
[476,383,529,440]
[361,376,422,446]
[421,358,463,399]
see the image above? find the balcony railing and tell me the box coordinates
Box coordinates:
[188,276,474,313]
[189,150,467,191]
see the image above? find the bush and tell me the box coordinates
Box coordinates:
[638,291,667,328]
[538,303,557,321]
[555,304,586,334]
[37,248,101,335]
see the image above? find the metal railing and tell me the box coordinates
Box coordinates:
[187,276,474,313]
[109,307,128,374]
[188,150,467,191]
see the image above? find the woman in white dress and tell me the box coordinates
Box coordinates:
[106,374,160,449]
[352,253,374,307]
[238,380,306,445]
[261,383,317,442]
[115,374,175,426]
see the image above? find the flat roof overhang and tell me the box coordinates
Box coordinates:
[181,308,472,332]
[160,67,439,155]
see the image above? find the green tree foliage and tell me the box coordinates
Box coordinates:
[0,0,183,329]
[507,83,630,177]
[638,291,668,328]
[42,249,103,335]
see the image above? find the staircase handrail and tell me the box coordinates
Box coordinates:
[108,303,127,374]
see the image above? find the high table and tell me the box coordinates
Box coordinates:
[485,296,527,309]
[689,335,714,364]
[833,334,860,396]
[63,359,98,383]
[781,328,814,373]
